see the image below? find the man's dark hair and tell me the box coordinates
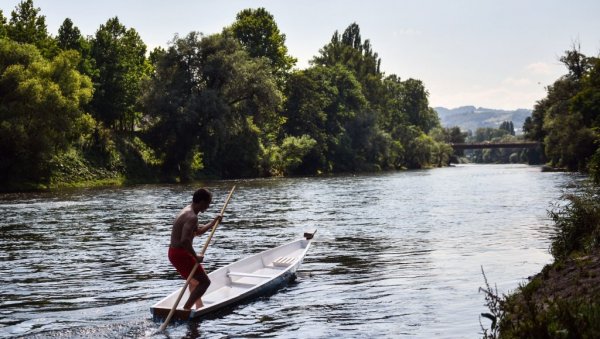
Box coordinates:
[193,188,212,204]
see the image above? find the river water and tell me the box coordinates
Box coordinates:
[0,164,579,338]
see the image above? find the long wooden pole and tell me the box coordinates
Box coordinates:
[158,185,236,332]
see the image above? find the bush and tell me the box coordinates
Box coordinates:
[550,186,600,260]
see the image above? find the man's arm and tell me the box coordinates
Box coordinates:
[195,215,223,236]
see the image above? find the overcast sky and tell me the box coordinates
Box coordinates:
[3,0,600,110]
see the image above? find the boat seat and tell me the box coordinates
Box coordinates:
[272,256,295,267]
[227,271,272,278]
[230,281,256,288]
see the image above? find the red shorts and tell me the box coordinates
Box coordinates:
[168,247,206,281]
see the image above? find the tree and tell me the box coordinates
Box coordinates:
[143,32,282,180]
[0,10,7,38]
[282,67,334,173]
[525,46,600,170]
[560,43,590,81]
[283,64,370,173]
[6,0,57,58]
[265,135,317,175]
[313,23,382,104]
[539,74,584,169]
[56,18,95,77]
[57,18,81,50]
[90,17,148,131]
[430,126,467,158]
[228,8,296,83]
[401,78,440,133]
[0,39,93,185]
[299,23,443,171]
[378,75,408,138]
[571,56,600,128]
[499,121,515,136]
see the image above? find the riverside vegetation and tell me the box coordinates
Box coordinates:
[479,45,600,338]
[1,1,457,191]
[3,1,598,190]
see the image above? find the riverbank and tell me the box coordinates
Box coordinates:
[482,183,600,338]
[497,252,600,337]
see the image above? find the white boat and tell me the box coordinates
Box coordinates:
[151,230,316,321]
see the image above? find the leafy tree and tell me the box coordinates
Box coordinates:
[290,23,444,172]
[572,56,600,176]
[441,126,467,144]
[401,78,440,133]
[524,46,599,171]
[0,39,93,185]
[499,121,515,135]
[560,43,591,81]
[6,0,57,58]
[377,75,408,139]
[571,56,600,128]
[90,17,148,131]
[313,23,382,103]
[0,10,7,38]
[57,18,81,50]
[56,18,96,77]
[540,74,586,169]
[282,67,334,173]
[283,64,370,173]
[143,32,282,180]
[264,135,317,175]
[228,8,296,83]
[430,126,467,158]
[473,127,509,142]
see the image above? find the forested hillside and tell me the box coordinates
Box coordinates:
[435,106,531,134]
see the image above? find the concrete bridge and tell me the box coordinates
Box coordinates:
[449,141,541,150]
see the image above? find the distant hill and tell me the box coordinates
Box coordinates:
[434,106,532,134]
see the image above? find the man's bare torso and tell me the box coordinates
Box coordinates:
[169,205,198,248]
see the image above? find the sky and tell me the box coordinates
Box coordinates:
[2,0,600,110]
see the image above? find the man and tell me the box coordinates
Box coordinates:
[168,188,222,310]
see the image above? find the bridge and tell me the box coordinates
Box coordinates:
[449,141,541,150]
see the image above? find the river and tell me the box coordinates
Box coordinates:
[0,164,579,338]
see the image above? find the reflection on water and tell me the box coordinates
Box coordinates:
[0,165,579,338]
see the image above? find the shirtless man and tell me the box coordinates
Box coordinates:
[168,188,222,310]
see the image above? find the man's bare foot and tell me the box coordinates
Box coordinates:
[194,299,204,309]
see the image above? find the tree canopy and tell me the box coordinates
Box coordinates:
[1,3,458,189]
[90,17,149,131]
[524,45,600,174]
[0,38,93,185]
[227,7,296,82]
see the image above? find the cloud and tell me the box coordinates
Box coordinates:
[526,62,558,75]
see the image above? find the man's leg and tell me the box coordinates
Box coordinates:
[184,268,210,309]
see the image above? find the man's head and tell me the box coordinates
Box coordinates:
[192,188,212,213]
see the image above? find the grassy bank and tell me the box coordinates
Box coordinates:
[481,183,600,338]
[0,133,163,192]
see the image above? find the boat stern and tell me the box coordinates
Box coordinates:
[150,306,192,322]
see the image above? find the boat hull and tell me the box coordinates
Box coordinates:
[151,234,313,320]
